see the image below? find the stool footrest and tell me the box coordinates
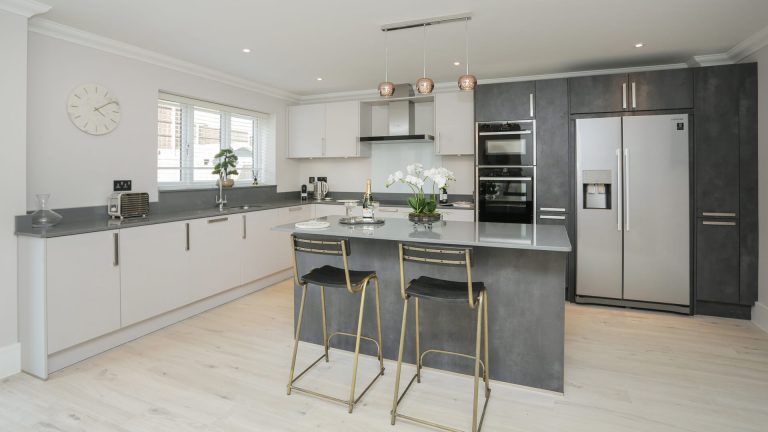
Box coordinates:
[420,349,487,377]
[328,331,382,358]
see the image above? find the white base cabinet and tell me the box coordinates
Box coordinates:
[45,231,121,354]
[188,216,242,302]
[120,221,191,326]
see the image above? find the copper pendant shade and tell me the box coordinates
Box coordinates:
[416,24,434,95]
[378,30,395,97]
[458,17,476,91]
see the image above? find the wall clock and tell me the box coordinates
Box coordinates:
[67,83,121,135]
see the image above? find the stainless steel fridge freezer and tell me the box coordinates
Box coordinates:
[575,114,690,313]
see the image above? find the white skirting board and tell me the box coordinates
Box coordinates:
[0,343,21,379]
[753,302,768,333]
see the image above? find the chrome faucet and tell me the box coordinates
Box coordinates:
[216,174,227,211]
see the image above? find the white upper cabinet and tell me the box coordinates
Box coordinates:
[435,91,475,156]
[289,101,369,158]
[288,104,325,158]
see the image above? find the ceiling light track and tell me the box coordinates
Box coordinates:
[380,13,472,33]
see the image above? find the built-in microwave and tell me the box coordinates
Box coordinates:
[476,121,536,167]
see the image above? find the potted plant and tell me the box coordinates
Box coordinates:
[385,163,455,224]
[212,149,239,188]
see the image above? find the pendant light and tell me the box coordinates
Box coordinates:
[378,30,395,97]
[415,24,434,94]
[458,17,477,91]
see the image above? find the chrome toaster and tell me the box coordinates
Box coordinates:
[108,192,150,219]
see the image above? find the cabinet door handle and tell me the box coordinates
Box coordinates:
[622,83,628,110]
[436,132,441,153]
[379,208,398,213]
[529,93,535,117]
[540,215,566,220]
[288,206,303,212]
[631,82,637,109]
[113,233,119,267]
[702,220,736,226]
[208,217,229,224]
[242,215,247,239]
[701,212,736,217]
[185,223,190,251]
[539,207,566,213]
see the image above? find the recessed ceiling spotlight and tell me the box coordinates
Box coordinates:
[316,77,323,81]
[453,61,461,66]
[242,48,251,53]
[634,43,644,48]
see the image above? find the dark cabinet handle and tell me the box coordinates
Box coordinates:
[185,223,190,251]
[242,215,247,239]
[208,217,229,224]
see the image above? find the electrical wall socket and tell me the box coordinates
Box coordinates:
[113,180,132,191]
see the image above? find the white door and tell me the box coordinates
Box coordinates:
[435,91,474,155]
[46,231,121,353]
[622,115,690,305]
[188,216,242,302]
[324,101,360,157]
[288,104,325,158]
[120,221,191,326]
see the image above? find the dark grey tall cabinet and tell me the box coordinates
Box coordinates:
[694,63,758,319]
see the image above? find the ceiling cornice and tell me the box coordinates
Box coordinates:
[728,23,768,62]
[28,18,300,102]
[299,62,690,103]
[686,53,733,67]
[0,0,50,17]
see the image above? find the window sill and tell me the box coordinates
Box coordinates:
[158,182,276,192]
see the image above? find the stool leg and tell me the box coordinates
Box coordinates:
[373,277,385,374]
[472,292,484,432]
[483,290,490,395]
[348,282,368,413]
[415,297,421,383]
[391,298,409,425]
[287,284,308,396]
[320,286,329,362]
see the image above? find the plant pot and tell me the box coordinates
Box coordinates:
[408,212,441,225]
[218,178,235,188]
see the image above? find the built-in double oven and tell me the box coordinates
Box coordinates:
[476,121,536,225]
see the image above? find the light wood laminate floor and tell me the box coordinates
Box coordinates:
[1,279,767,431]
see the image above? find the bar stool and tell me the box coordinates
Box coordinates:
[287,233,385,413]
[391,243,490,432]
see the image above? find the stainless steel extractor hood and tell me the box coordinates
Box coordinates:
[360,84,434,143]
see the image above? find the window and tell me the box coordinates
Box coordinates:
[157,93,275,187]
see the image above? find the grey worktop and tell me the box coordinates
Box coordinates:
[15,199,473,239]
[273,215,572,252]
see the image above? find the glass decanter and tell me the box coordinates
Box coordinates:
[31,193,63,228]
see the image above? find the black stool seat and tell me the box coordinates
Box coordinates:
[301,265,376,288]
[406,276,485,303]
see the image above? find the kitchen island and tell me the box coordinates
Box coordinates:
[273,216,571,392]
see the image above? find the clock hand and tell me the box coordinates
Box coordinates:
[93,100,118,111]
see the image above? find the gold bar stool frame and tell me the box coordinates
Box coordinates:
[391,243,491,432]
[287,234,385,413]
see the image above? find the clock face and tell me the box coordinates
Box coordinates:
[67,84,121,135]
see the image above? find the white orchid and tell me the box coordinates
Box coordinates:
[385,164,456,214]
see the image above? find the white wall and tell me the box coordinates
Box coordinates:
[0,8,28,378]
[743,47,768,332]
[27,33,298,210]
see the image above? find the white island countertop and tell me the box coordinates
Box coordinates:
[272,215,572,252]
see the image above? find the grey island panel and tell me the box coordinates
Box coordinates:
[278,218,569,392]
[273,216,572,252]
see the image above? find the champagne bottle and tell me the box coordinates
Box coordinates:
[439,187,448,204]
[362,179,374,219]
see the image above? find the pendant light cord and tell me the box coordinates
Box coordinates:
[384,30,389,82]
[465,18,470,74]
[422,24,427,78]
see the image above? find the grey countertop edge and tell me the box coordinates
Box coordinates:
[15,200,474,239]
[272,217,572,253]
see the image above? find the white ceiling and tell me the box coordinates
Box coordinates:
[36,0,768,97]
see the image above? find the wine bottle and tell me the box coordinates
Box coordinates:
[439,187,448,204]
[362,179,374,219]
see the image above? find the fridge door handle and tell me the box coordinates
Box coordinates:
[616,148,622,231]
[624,148,630,231]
